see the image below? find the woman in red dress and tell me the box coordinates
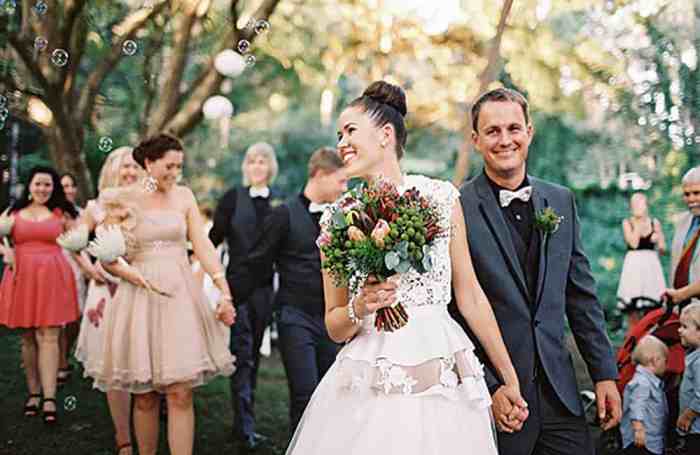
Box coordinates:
[0,166,80,424]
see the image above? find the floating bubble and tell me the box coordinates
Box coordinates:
[0,94,6,108]
[33,1,47,15]
[34,37,48,51]
[244,55,256,67]
[64,395,77,412]
[237,40,250,54]
[254,19,270,35]
[98,136,113,152]
[122,40,138,56]
[51,49,69,67]
[0,108,8,121]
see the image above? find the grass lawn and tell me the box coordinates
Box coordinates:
[0,327,291,455]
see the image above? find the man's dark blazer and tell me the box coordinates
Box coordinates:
[453,173,617,419]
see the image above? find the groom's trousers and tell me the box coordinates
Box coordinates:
[497,362,595,455]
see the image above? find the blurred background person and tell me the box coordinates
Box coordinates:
[617,192,667,333]
[0,166,81,424]
[209,142,282,449]
[73,146,142,455]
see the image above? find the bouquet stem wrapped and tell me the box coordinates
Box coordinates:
[318,178,444,332]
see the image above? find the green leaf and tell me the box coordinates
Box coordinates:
[385,251,400,270]
[397,241,409,258]
[395,260,411,274]
[422,254,433,272]
[332,210,347,229]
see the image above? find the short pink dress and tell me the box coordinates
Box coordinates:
[0,210,80,328]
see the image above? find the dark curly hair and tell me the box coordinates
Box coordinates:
[348,80,408,159]
[132,133,184,169]
[9,166,79,218]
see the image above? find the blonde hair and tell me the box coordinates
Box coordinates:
[681,302,700,329]
[98,146,143,191]
[631,335,668,366]
[308,147,343,178]
[241,142,278,186]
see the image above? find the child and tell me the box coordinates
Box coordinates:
[621,335,669,455]
[678,302,700,452]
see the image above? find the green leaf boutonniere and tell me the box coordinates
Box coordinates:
[270,198,284,209]
[534,207,564,236]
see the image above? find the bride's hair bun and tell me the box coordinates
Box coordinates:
[362,81,407,117]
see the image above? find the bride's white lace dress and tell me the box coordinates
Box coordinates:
[285,175,497,454]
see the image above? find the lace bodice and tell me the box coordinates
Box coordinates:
[321,174,459,308]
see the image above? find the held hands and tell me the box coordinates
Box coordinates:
[677,409,698,432]
[354,275,399,319]
[492,385,529,433]
[215,298,236,326]
[633,424,646,448]
[595,380,622,431]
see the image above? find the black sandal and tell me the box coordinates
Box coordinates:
[42,398,57,425]
[23,394,41,417]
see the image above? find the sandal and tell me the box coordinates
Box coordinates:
[115,442,132,455]
[57,367,72,386]
[42,398,57,425]
[23,394,41,417]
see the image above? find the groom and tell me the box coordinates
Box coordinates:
[453,88,621,455]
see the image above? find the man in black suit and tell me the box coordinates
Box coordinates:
[238,147,347,438]
[453,88,621,455]
[209,142,284,449]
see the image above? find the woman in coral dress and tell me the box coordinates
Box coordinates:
[83,134,235,455]
[286,81,526,454]
[0,166,80,424]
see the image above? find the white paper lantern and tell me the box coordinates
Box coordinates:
[202,95,234,120]
[214,49,246,77]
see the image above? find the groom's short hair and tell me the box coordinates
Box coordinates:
[682,166,700,186]
[471,88,530,132]
[308,147,343,178]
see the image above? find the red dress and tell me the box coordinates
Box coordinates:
[0,210,79,328]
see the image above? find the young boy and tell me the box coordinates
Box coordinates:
[621,335,669,455]
[678,302,700,452]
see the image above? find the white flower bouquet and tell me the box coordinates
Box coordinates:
[57,224,90,252]
[0,210,14,238]
[87,225,126,263]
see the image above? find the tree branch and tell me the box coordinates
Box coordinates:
[452,0,514,186]
[75,2,166,127]
[7,33,52,95]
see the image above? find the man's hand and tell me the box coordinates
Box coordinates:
[633,426,646,448]
[677,409,698,432]
[492,385,529,433]
[595,380,621,430]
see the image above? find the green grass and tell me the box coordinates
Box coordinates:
[0,327,291,455]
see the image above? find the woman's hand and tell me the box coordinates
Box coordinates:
[2,247,14,270]
[215,299,236,326]
[353,275,398,319]
[664,288,685,304]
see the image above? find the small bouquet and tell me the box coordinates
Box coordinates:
[0,209,13,238]
[57,224,90,252]
[318,178,444,332]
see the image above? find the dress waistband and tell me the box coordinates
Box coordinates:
[16,242,62,254]
[131,240,188,261]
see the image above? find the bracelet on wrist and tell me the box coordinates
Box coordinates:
[347,296,360,325]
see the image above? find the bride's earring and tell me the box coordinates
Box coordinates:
[143,174,158,193]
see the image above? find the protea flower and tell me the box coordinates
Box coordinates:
[87,225,126,263]
[57,224,90,252]
[0,211,14,237]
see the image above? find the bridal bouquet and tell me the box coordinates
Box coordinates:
[0,209,14,267]
[318,179,444,332]
[57,224,90,252]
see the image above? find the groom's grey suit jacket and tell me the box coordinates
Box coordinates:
[454,173,617,417]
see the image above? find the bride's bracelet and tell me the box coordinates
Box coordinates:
[347,296,360,325]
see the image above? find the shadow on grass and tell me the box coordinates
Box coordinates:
[0,327,290,455]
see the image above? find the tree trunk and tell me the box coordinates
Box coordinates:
[45,127,92,201]
[452,0,514,186]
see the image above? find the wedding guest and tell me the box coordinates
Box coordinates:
[617,193,667,332]
[677,303,700,453]
[73,146,142,455]
[0,166,80,424]
[209,142,282,449]
[58,172,87,386]
[239,147,347,436]
[84,133,235,455]
[620,335,669,455]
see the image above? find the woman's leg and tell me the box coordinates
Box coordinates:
[165,383,195,455]
[21,331,41,408]
[133,392,160,455]
[35,327,60,403]
[107,390,133,453]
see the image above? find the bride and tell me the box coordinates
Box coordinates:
[286,80,527,454]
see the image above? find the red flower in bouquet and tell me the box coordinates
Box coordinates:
[318,178,444,332]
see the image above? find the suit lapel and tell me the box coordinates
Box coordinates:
[531,179,547,312]
[474,174,531,302]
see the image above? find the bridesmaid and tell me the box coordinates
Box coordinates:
[617,192,667,332]
[74,146,142,455]
[0,166,80,424]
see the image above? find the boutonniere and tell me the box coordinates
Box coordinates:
[270,198,284,209]
[534,207,564,236]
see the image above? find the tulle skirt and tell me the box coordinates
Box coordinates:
[286,305,497,455]
[617,250,666,312]
[74,278,114,376]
